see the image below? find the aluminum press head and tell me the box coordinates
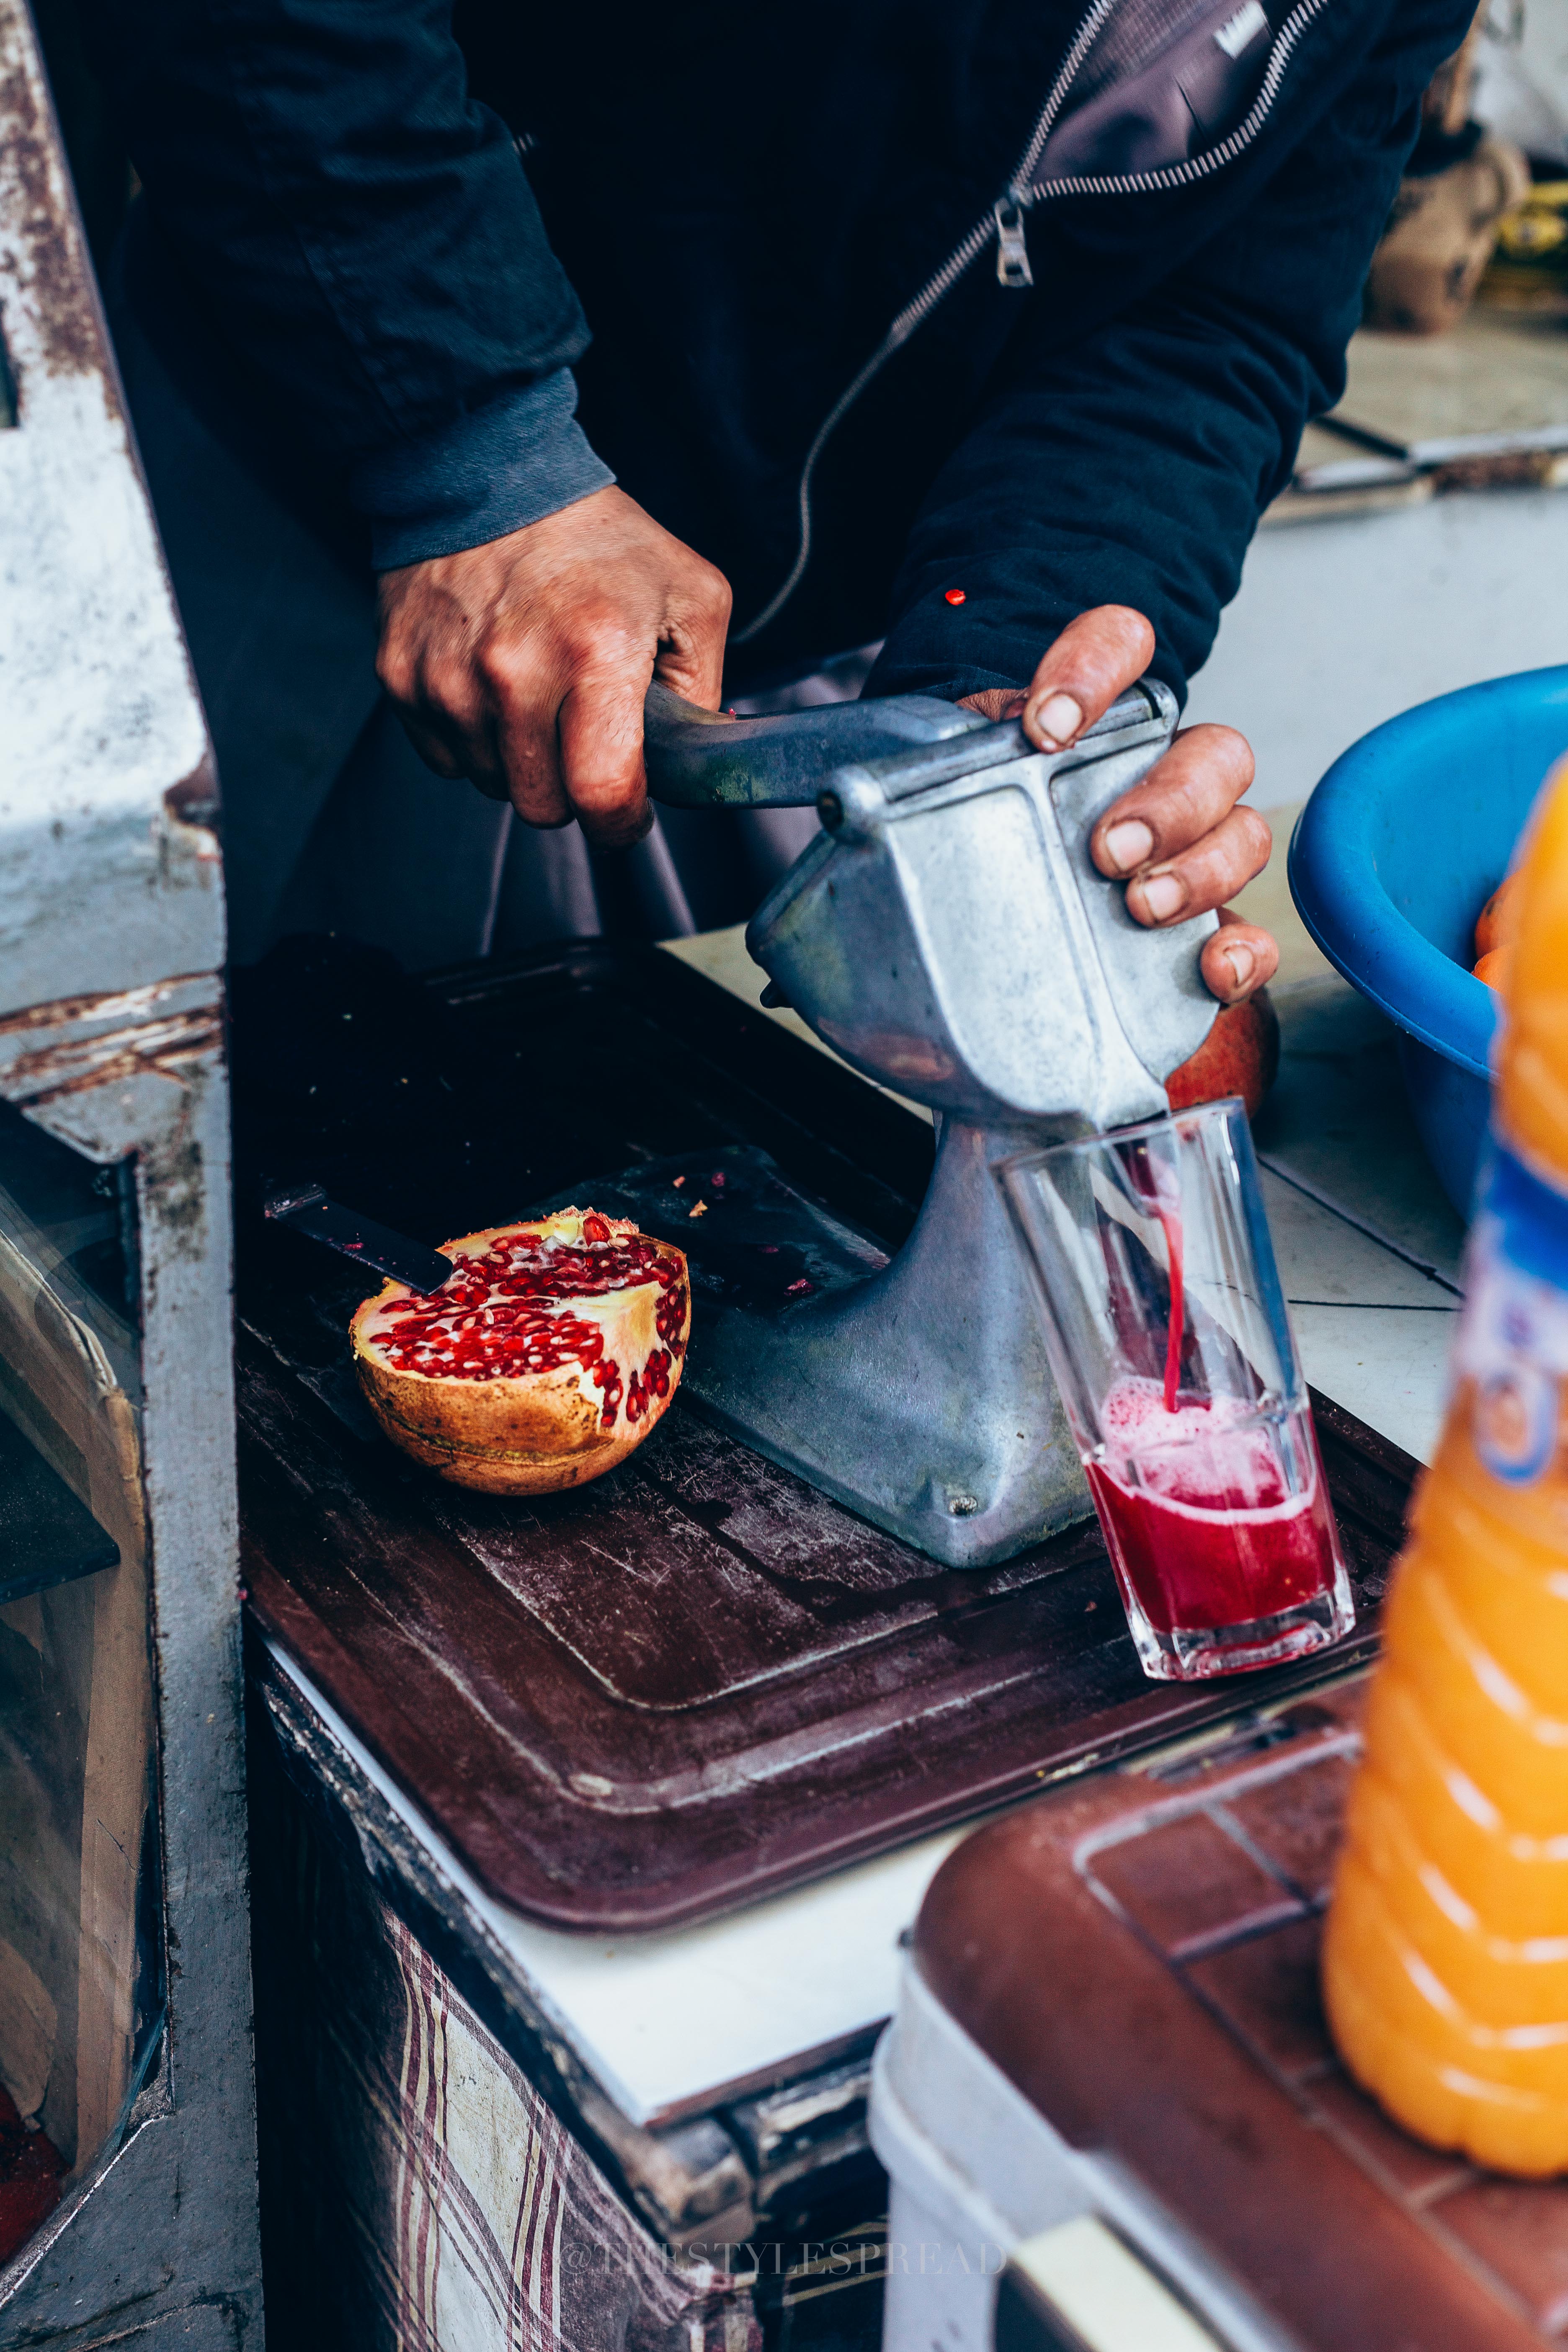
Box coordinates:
[639,677,1222,1566]
[746,682,1217,1136]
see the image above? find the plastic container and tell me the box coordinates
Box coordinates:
[869,1686,1550,2352]
[869,1926,1294,2352]
[1289,666,1568,1217]
[1323,754,1568,2176]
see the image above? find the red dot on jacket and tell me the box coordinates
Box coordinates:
[944,588,966,605]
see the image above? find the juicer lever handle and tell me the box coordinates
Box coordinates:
[640,681,995,810]
[642,678,1174,812]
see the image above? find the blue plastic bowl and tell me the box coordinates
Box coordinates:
[1289,666,1568,1220]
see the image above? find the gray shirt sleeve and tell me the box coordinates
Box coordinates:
[350,367,616,572]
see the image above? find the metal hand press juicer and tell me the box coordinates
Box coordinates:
[622,679,1217,1569]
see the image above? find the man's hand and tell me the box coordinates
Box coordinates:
[376,486,732,849]
[959,606,1278,1006]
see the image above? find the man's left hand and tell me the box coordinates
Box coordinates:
[958,605,1277,1007]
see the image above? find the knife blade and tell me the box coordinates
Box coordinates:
[263,1182,454,1294]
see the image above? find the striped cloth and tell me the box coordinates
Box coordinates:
[384,1917,757,2352]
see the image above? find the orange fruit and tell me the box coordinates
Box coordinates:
[1473,946,1513,993]
[1475,872,1525,960]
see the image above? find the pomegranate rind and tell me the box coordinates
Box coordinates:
[349,1207,690,1495]
[1166,988,1279,1121]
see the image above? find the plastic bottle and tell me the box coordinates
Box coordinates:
[1322,753,1568,2176]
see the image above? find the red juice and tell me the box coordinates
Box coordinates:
[1086,1378,1346,1672]
[1153,1198,1184,1412]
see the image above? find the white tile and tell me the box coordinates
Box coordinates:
[1256,977,1467,1286]
[1289,1303,1451,1465]
[1261,1168,1459,1314]
[478,1830,963,2126]
[1261,1165,1456,1464]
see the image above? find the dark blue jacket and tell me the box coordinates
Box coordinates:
[88,0,1473,698]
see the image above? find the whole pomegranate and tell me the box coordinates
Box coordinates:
[1166,988,1279,1120]
[351,1208,690,1495]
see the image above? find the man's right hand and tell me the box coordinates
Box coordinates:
[375,485,732,849]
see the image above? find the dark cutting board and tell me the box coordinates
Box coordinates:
[234,935,1414,1933]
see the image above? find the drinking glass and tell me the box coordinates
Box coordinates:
[998,1099,1353,1681]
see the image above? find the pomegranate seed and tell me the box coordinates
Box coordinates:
[364,1217,687,1431]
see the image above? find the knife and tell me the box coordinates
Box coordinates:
[263,1182,454,1293]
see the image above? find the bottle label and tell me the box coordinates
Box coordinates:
[1457,1205,1568,1486]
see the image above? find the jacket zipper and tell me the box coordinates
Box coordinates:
[732,0,1331,645]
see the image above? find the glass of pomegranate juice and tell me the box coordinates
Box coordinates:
[998,1099,1353,1681]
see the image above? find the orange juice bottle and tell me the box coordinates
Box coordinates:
[1322,754,1568,2176]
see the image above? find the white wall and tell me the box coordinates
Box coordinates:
[1518,0,1568,126]
[1184,488,1568,810]
[1475,0,1568,160]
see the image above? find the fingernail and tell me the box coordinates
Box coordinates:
[1031,692,1083,748]
[1225,942,1255,992]
[1140,870,1187,922]
[1101,819,1154,874]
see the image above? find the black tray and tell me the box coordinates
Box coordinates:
[235,936,1411,1933]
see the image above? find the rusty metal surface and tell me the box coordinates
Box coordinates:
[0,0,104,387]
[0,2,258,2334]
[236,938,1411,1934]
[0,974,224,1113]
[916,1683,1568,2352]
[0,0,222,1019]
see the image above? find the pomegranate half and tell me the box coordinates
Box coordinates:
[350,1208,690,1495]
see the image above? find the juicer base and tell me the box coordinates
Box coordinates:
[540,1133,1092,1568]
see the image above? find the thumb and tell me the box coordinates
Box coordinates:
[1021,606,1156,753]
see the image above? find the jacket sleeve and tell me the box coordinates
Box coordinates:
[869,0,1478,707]
[85,0,612,561]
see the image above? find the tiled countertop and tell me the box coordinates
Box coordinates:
[1256,977,1462,1464]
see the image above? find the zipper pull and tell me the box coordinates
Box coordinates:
[994,198,1034,289]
